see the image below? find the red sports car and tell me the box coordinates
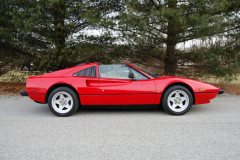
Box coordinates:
[20,62,223,116]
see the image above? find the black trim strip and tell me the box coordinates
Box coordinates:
[79,93,162,95]
[82,104,159,109]
[195,92,218,94]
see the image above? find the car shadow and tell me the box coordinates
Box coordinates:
[30,104,209,117]
[74,106,167,116]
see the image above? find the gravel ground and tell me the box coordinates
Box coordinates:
[0,94,240,160]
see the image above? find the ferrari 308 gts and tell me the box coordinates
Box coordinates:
[20,62,223,116]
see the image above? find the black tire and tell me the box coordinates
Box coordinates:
[48,87,79,117]
[162,85,193,115]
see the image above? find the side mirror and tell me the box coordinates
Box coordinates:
[128,72,135,80]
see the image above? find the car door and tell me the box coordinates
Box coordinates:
[73,65,105,105]
[98,64,157,105]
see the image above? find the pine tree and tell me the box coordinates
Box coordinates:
[110,0,240,76]
[1,0,123,70]
[0,0,36,69]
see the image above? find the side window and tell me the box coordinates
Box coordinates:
[99,65,130,79]
[129,67,149,80]
[73,66,97,77]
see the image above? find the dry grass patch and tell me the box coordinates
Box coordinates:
[0,83,26,96]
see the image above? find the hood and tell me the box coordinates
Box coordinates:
[154,76,220,93]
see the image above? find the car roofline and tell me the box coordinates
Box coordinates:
[79,62,154,79]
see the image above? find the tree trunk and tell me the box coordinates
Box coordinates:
[53,0,66,70]
[165,41,176,76]
[164,0,177,76]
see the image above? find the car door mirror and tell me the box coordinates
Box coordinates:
[128,72,136,80]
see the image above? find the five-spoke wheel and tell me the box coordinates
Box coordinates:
[162,85,193,115]
[48,87,79,116]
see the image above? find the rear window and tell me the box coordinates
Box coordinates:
[73,66,97,77]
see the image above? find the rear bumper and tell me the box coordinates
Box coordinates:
[218,90,224,94]
[28,94,46,104]
[20,91,28,96]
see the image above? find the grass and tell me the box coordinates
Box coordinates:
[0,71,42,95]
[0,71,44,83]
[203,74,240,85]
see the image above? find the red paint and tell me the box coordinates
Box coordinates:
[28,94,45,103]
[26,63,221,107]
[98,78,156,105]
[194,92,218,105]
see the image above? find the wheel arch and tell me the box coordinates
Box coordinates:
[160,82,195,105]
[45,83,80,104]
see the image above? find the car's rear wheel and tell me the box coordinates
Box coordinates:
[162,85,193,115]
[48,87,79,117]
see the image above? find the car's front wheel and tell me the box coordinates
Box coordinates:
[162,85,193,115]
[48,87,79,117]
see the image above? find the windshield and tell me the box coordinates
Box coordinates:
[134,65,162,78]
